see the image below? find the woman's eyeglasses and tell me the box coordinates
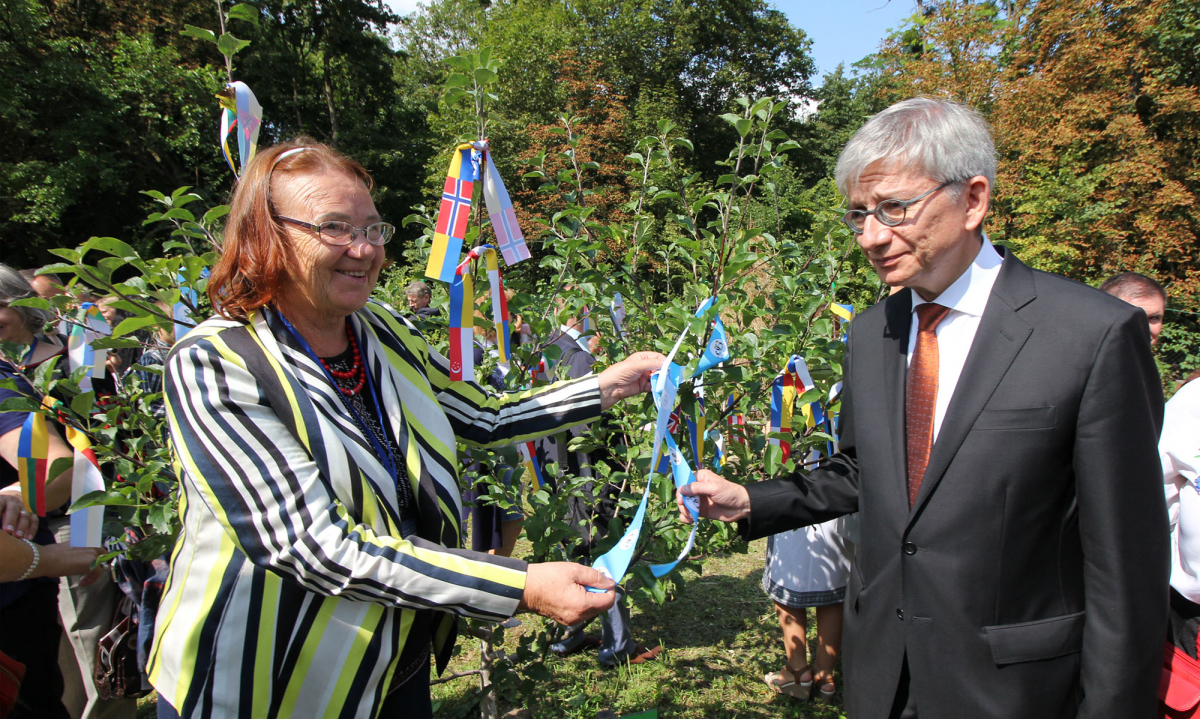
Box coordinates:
[276,216,395,246]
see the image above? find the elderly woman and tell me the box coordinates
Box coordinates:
[148,140,663,718]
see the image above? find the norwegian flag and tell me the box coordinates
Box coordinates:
[436,177,473,240]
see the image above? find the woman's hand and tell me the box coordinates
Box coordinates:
[597,351,667,410]
[517,562,616,625]
[677,469,752,523]
[0,491,38,539]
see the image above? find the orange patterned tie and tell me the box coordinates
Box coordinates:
[906,303,951,506]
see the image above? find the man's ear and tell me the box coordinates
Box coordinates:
[963,175,991,233]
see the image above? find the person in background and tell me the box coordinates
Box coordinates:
[148,139,664,718]
[0,266,137,719]
[405,280,439,320]
[1100,271,1167,346]
[1162,368,1200,659]
[18,269,67,301]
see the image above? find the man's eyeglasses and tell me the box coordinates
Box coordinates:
[277,216,396,246]
[841,181,953,234]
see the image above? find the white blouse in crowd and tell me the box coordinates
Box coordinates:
[1163,378,1200,603]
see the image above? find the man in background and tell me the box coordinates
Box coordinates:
[405,280,439,320]
[1100,271,1167,345]
[18,269,66,301]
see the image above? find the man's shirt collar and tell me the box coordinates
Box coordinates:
[911,233,1003,318]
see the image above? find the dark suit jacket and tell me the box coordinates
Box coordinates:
[742,251,1168,719]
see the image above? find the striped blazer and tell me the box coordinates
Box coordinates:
[148,302,601,718]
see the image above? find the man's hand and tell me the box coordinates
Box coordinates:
[597,351,667,410]
[677,469,751,523]
[518,562,616,625]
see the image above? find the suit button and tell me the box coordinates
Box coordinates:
[903,542,917,555]
[896,609,904,620]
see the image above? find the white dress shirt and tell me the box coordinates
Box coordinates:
[1162,379,1200,602]
[907,235,1004,441]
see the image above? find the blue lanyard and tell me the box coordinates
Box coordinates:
[275,311,401,485]
[20,336,38,369]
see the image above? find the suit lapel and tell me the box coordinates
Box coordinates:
[882,290,914,509]
[908,253,1036,520]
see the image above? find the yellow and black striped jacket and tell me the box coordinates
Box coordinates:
[148,302,601,718]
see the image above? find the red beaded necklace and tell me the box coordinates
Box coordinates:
[319,323,365,396]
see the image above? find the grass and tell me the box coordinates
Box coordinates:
[432,537,846,719]
[133,537,846,718]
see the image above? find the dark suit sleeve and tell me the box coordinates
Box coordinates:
[738,339,862,541]
[1074,309,1168,719]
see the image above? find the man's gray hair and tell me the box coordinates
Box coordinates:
[835,97,996,196]
[405,281,431,298]
[0,263,56,333]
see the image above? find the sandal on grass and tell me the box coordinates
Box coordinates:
[764,664,812,698]
[814,680,836,703]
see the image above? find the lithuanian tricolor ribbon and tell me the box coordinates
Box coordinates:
[67,303,109,393]
[448,245,511,381]
[217,81,262,179]
[427,142,531,283]
[65,426,105,547]
[769,355,814,463]
[17,410,49,516]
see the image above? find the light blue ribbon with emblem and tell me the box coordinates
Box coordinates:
[648,431,699,577]
[590,294,736,587]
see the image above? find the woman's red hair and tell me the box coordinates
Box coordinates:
[208,138,374,321]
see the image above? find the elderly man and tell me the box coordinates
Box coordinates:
[682,98,1167,718]
[405,280,439,319]
[1100,271,1167,345]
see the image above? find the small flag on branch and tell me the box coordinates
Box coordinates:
[428,145,478,283]
[67,304,109,393]
[476,144,531,265]
[65,426,104,548]
[693,297,731,376]
[517,441,544,490]
[610,292,627,338]
[769,355,813,463]
[17,411,49,516]
[217,81,262,179]
[448,245,511,382]
[725,395,746,445]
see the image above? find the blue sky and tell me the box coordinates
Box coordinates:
[384,0,916,83]
[774,0,916,78]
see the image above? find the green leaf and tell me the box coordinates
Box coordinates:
[81,236,139,259]
[216,32,251,58]
[10,297,50,311]
[111,314,164,339]
[181,25,217,45]
[203,205,231,223]
[734,118,753,137]
[48,456,73,482]
[473,67,497,86]
[226,3,260,26]
[71,391,96,416]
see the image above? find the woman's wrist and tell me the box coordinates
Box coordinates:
[16,537,39,581]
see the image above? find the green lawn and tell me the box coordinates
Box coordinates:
[432,537,847,719]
